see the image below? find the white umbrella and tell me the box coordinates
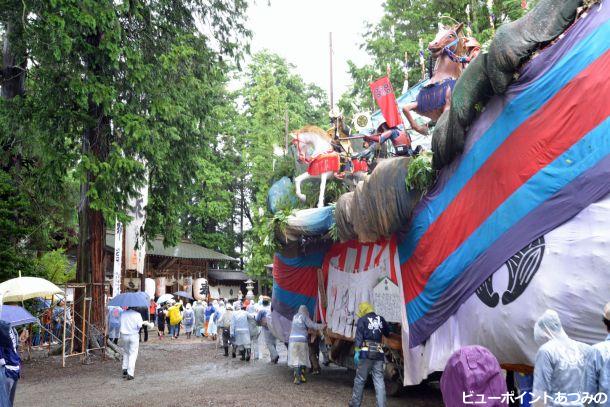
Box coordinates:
[0,274,63,303]
[156,293,174,305]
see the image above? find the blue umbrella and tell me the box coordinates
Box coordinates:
[173,291,193,300]
[32,297,51,311]
[108,292,150,308]
[0,305,38,327]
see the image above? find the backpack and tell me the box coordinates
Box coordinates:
[255,309,268,327]
[183,311,194,325]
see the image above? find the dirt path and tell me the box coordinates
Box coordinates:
[16,335,442,406]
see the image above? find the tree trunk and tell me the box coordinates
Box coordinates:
[76,198,105,327]
[75,30,109,349]
[1,20,26,99]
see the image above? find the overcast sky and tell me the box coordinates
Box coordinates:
[245,0,385,104]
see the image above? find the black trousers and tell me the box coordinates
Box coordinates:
[139,325,148,342]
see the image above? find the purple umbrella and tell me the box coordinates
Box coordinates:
[172,291,193,300]
[108,291,150,308]
[0,305,38,327]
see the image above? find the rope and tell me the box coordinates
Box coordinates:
[442,34,471,65]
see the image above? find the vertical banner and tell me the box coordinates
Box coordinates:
[487,0,495,31]
[125,179,149,275]
[402,51,409,94]
[112,220,123,297]
[369,76,402,128]
[419,38,426,81]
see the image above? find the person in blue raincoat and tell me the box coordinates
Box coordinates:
[0,321,13,407]
[107,306,122,345]
[204,302,216,338]
[349,302,389,407]
[0,326,20,406]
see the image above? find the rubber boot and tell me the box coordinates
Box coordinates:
[293,368,301,385]
[299,366,307,383]
[240,350,246,361]
[232,346,236,358]
[245,348,251,362]
[224,346,229,357]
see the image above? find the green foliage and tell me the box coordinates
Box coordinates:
[0,169,35,280]
[0,0,250,277]
[406,151,435,192]
[34,249,75,285]
[247,207,293,278]
[342,0,528,111]
[328,214,339,242]
[240,51,329,278]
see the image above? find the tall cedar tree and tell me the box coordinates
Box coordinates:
[0,1,249,324]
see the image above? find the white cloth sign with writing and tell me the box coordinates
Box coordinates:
[112,220,123,297]
[373,277,402,323]
[125,178,148,274]
[325,240,399,338]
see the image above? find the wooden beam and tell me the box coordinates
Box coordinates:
[156,257,178,272]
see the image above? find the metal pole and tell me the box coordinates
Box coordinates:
[81,294,86,360]
[329,32,334,109]
[369,75,374,111]
[62,286,67,367]
[404,51,409,91]
[284,110,289,153]
[419,38,426,81]
[70,301,75,354]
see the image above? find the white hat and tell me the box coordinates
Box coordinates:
[604,302,610,320]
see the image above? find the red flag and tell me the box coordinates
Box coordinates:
[370,76,402,128]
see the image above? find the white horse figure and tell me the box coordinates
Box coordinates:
[291,126,368,208]
[291,126,339,208]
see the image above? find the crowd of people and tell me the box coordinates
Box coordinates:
[108,293,609,406]
[343,301,610,407]
[110,295,282,380]
[0,291,606,407]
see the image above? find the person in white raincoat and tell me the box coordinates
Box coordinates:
[219,303,233,357]
[120,307,143,380]
[230,302,251,361]
[246,301,261,360]
[256,297,279,364]
[288,305,324,385]
[532,309,592,407]
[192,301,206,337]
[583,302,610,407]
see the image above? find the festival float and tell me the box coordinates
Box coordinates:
[267,0,609,394]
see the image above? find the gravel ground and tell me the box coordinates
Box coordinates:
[16,333,442,407]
